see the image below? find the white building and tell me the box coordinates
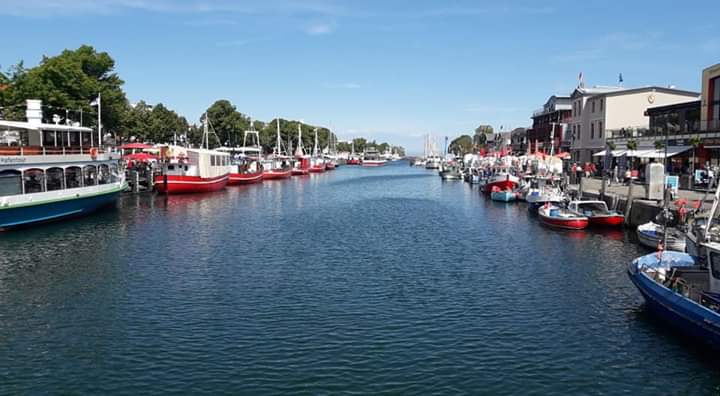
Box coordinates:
[569,86,700,163]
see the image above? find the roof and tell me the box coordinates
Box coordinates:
[0,120,93,132]
[120,143,154,149]
[645,100,701,115]
[570,85,624,98]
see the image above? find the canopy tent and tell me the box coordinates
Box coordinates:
[120,143,154,150]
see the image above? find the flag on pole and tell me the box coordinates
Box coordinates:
[618,73,624,83]
[90,96,99,106]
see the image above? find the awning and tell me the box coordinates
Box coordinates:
[592,150,627,157]
[636,146,691,158]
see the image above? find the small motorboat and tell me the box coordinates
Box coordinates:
[567,200,624,227]
[636,222,686,252]
[490,187,516,202]
[538,204,589,230]
[439,162,462,180]
[627,248,720,349]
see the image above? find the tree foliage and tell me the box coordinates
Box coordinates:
[449,134,474,155]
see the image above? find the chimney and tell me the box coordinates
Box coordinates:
[26,99,42,126]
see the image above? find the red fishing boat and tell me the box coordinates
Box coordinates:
[262,119,293,180]
[308,128,326,172]
[291,124,310,176]
[325,159,336,170]
[154,115,231,194]
[482,172,520,193]
[538,204,589,230]
[218,127,264,185]
[567,200,624,227]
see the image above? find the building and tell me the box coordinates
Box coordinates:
[527,95,571,154]
[569,85,700,163]
[702,63,720,132]
[510,127,528,153]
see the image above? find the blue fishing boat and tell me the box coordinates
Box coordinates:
[0,99,126,230]
[627,249,720,348]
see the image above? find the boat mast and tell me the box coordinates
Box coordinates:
[275,118,282,156]
[203,112,209,149]
[313,128,319,157]
[296,123,304,156]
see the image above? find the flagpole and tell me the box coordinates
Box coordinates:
[97,93,102,148]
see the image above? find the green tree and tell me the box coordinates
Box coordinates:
[1,46,129,135]
[205,100,249,147]
[449,134,473,155]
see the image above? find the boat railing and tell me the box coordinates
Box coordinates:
[0,146,105,156]
[643,264,720,314]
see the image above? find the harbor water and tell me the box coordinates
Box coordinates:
[2,162,720,394]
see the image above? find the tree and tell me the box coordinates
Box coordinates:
[474,125,493,147]
[448,134,473,155]
[205,100,249,147]
[626,139,638,151]
[1,46,129,135]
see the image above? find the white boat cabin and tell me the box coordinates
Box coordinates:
[163,146,232,178]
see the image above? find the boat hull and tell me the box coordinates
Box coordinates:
[346,159,361,165]
[262,169,292,180]
[154,174,228,194]
[0,184,124,230]
[325,162,336,170]
[636,226,686,252]
[227,172,263,185]
[588,214,625,226]
[363,160,386,167]
[308,166,325,173]
[491,191,516,202]
[628,254,720,349]
[538,207,588,230]
[292,168,310,176]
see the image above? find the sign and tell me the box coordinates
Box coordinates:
[665,175,679,193]
[0,156,27,164]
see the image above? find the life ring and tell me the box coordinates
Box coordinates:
[90,147,98,160]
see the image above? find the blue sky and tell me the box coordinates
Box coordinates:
[1,0,718,154]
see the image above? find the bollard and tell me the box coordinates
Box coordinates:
[624,181,635,225]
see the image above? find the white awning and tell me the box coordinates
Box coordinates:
[636,146,691,158]
[592,150,606,157]
[592,149,627,157]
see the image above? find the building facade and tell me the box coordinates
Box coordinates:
[702,63,720,132]
[527,95,571,154]
[569,86,700,163]
[510,127,528,153]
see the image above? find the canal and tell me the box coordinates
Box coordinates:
[1,162,720,394]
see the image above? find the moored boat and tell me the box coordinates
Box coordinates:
[567,200,624,227]
[219,127,264,185]
[490,188,516,202]
[627,248,720,349]
[362,147,386,167]
[538,204,589,230]
[482,172,520,194]
[262,119,293,180]
[636,221,686,252]
[0,99,126,230]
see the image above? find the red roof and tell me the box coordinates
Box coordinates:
[123,152,158,162]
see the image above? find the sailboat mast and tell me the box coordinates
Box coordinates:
[297,124,304,152]
[276,118,281,156]
[313,128,319,157]
[203,113,209,149]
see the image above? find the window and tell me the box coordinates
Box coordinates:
[43,131,56,147]
[110,164,118,182]
[592,101,595,113]
[211,155,216,166]
[46,167,64,191]
[65,167,82,188]
[600,99,604,111]
[23,169,45,193]
[578,125,581,140]
[710,251,720,280]
[591,122,594,139]
[599,121,603,139]
[98,164,110,185]
[578,101,582,116]
[0,170,22,196]
[83,165,97,186]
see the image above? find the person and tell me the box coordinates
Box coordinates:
[624,169,631,185]
[571,163,577,184]
[612,165,619,185]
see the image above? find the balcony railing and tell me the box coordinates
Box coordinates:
[0,146,104,156]
[605,120,720,140]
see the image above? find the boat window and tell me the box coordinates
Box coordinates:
[43,131,56,146]
[23,169,45,194]
[0,170,22,196]
[168,165,175,171]
[65,166,82,188]
[110,164,118,182]
[81,132,91,147]
[46,167,64,191]
[69,132,80,147]
[83,165,97,186]
[711,251,720,280]
[98,164,110,185]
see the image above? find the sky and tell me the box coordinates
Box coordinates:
[1,0,718,155]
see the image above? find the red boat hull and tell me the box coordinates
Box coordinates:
[227,172,263,185]
[292,168,309,176]
[263,169,292,180]
[154,174,228,194]
[309,166,325,173]
[325,162,336,170]
[483,180,517,194]
[588,214,625,226]
[539,215,589,230]
[347,159,361,165]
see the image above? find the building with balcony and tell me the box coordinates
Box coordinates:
[527,95,571,154]
[569,85,699,163]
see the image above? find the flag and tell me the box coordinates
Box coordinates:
[578,71,583,82]
[90,96,99,106]
[619,73,623,83]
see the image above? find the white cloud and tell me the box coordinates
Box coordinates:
[305,23,333,35]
